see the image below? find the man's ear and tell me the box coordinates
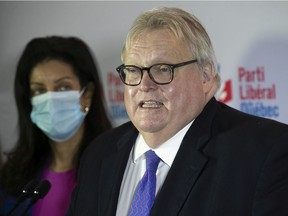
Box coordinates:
[201,64,214,93]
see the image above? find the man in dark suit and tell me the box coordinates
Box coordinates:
[68,7,288,216]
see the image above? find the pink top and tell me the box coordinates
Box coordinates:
[32,167,77,216]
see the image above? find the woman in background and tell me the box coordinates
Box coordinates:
[0,36,112,215]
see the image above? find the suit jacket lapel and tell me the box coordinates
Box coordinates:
[151,98,218,215]
[152,145,208,215]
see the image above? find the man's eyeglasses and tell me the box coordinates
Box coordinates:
[116,59,198,86]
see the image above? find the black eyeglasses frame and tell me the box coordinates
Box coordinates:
[116,59,198,86]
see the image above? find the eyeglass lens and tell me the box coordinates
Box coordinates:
[121,64,172,85]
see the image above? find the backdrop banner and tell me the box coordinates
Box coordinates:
[0,1,288,154]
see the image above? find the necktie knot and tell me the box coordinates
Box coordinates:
[145,150,160,173]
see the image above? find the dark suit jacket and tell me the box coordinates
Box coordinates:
[68,98,288,216]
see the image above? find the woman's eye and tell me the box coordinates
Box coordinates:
[31,88,46,96]
[57,85,72,91]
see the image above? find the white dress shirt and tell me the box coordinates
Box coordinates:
[116,121,193,216]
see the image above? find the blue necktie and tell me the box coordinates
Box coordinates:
[129,150,160,216]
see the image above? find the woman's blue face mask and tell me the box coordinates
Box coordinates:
[30,89,87,142]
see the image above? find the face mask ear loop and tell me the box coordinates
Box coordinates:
[79,87,90,113]
[79,87,86,97]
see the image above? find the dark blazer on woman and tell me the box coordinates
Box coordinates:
[68,97,288,216]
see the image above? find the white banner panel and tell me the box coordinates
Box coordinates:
[0,1,288,153]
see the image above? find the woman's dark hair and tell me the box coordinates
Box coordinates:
[0,36,112,196]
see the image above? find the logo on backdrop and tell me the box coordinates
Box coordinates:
[217,79,233,104]
[217,66,279,119]
[107,71,128,121]
[238,66,279,118]
[216,64,233,104]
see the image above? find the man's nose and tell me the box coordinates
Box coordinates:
[139,70,157,91]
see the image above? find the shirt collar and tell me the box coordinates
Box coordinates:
[133,121,193,166]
